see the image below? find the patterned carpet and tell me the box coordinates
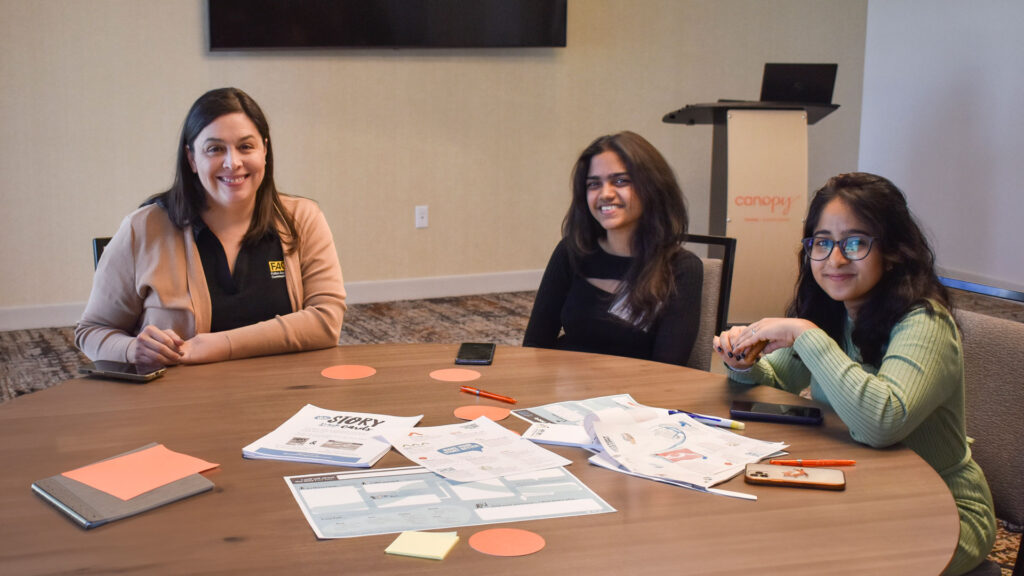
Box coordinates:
[338,291,533,347]
[0,288,1020,572]
[0,325,83,403]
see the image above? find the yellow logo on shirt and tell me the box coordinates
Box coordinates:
[268,260,285,279]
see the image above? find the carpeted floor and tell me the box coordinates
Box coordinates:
[0,288,1020,572]
[338,291,534,347]
[0,325,83,403]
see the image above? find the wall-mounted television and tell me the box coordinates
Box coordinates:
[208,0,567,50]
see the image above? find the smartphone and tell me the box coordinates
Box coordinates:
[79,361,166,383]
[729,400,823,425]
[744,463,846,490]
[455,342,496,365]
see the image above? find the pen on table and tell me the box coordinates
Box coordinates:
[769,459,856,467]
[459,385,517,405]
[668,410,745,430]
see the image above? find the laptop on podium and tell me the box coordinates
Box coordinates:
[759,63,838,104]
[662,63,839,125]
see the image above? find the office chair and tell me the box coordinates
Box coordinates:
[92,237,111,269]
[957,309,1024,576]
[683,234,736,371]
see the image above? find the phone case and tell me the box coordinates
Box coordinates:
[79,364,166,383]
[455,343,495,365]
[744,463,846,490]
[729,402,824,425]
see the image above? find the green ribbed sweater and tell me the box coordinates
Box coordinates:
[728,306,996,575]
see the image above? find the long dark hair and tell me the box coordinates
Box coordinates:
[149,87,298,251]
[786,172,951,365]
[564,131,689,329]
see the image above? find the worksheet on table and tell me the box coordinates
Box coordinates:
[382,416,571,482]
[285,465,615,539]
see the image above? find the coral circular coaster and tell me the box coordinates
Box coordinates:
[469,528,546,557]
[321,365,377,380]
[454,405,511,421]
[429,368,481,382]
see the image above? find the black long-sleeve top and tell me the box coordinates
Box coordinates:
[523,240,703,366]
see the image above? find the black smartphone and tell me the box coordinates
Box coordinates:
[79,361,166,383]
[729,400,824,425]
[455,342,496,365]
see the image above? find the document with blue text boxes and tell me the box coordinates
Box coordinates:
[285,465,615,539]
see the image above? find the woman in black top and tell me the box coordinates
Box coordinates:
[523,131,702,366]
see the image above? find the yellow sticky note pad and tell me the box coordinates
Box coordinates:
[385,531,459,560]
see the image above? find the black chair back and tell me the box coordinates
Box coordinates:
[92,237,111,269]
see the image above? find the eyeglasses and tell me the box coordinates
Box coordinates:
[801,235,876,261]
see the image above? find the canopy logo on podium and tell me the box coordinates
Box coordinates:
[733,194,802,222]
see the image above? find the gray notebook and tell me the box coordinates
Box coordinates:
[31,443,214,529]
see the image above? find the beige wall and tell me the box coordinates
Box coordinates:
[860,0,1024,293]
[0,0,867,328]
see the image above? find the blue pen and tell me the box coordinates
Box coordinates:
[668,410,746,431]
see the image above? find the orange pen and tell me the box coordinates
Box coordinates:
[459,385,517,405]
[769,459,856,467]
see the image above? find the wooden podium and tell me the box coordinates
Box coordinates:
[664,100,838,325]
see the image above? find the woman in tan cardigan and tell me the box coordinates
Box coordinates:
[76,88,346,366]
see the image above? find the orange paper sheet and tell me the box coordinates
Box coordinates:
[453,405,511,421]
[469,528,546,557]
[428,368,481,382]
[62,444,219,501]
[321,364,377,380]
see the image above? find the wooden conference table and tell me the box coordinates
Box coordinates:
[0,344,959,575]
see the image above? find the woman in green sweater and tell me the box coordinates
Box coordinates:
[714,172,995,575]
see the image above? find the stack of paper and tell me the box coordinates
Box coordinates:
[513,395,788,499]
[513,394,649,450]
[385,531,460,560]
[381,416,572,482]
[243,404,422,468]
[588,411,786,495]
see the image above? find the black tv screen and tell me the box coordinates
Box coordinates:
[208,0,568,50]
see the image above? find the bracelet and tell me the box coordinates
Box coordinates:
[724,361,754,373]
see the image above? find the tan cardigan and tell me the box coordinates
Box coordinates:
[76,195,346,362]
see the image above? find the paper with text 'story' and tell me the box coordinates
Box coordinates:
[242,404,422,468]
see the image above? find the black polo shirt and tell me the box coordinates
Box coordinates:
[194,222,292,333]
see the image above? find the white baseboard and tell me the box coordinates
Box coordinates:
[0,303,86,331]
[0,270,544,331]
